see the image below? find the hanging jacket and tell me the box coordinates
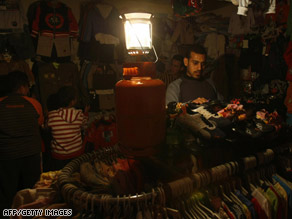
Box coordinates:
[0,0,27,33]
[79,4,122,42]
[31,1,78,38]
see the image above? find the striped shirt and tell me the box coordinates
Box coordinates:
[47,107,88,160]
[0,94,43,160]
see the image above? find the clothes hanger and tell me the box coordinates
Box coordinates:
[111,195,120,219]
[101,194,108,218]
[128,194,134,219]
[234,176,249,196]
[222,166,241,203]
[228,182,247,211]
[259,166,272,186]
[150,188,156,218]
[135,194,143,219]
[246,171,257,192]
[183,177,203,219]
[221,177,248,218]
[177,196,192,219]
[120,195,128,219]
[173,180,194,219]
[201,167,225,216]
[142,192,152,219]
[193,170,217,218]
[189,191,209,219]
[219,184,234,204]
[172,199,182,219]
[78,191,89,218]
[265,165,275,185]
[189,195,203,219]
[159,187,170,219]
[195,192,215,219]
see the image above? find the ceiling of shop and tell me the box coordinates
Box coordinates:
[105,0,231,16]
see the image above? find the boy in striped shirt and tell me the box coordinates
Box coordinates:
[47,86,89,170]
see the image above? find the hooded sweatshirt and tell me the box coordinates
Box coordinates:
[47,107,88,160]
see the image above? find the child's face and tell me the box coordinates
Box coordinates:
[170,59,183,75]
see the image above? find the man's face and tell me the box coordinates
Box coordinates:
[184,52,206,79]
[170,59,183,75]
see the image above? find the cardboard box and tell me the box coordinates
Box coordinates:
[96,89,115,110]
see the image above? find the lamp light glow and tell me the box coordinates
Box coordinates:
[122,12,153,53]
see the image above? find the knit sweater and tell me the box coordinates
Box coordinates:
[166,75,222,104]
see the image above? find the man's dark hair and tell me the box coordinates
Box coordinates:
[186,44,206,58]
[172,54,184,65]
[57,86,77,108]
[8,71,29,92]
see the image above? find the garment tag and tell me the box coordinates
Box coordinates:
[262,46,266,55]
[242,40,249,48]
[52,62,60,69]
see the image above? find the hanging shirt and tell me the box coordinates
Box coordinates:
[274,182,288,219]
[0,0,27,32]
[273,174,292,218]
[79,4,122,42]
[204,33,226,60]
[265,187,279,219]
[251,197,268,219]
[228,7,255,35]
[235,190,257,219]
[222,201,236,219]
[252,188,271,218]
[269,186,284,219]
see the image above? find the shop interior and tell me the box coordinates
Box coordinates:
[1,0,292,218]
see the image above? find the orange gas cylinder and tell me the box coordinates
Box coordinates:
[115,76,166,157]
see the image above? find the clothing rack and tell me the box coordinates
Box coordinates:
[57,147,160,209]
[165,148,276,200]
[57,143,292,218]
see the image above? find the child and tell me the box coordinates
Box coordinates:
[47,86,89,170]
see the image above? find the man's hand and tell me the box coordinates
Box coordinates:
[192,97,208,104]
